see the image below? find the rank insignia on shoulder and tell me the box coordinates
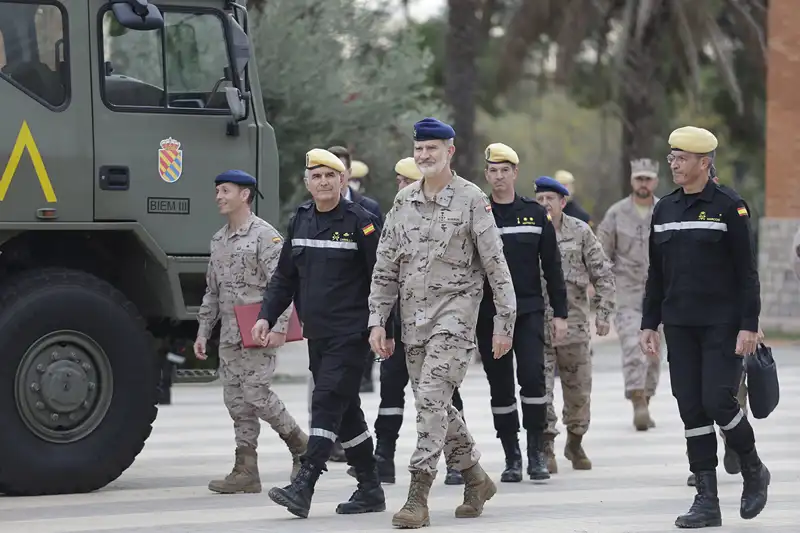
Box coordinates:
[272,236,282,243]
[737,206,748,217]
[546,213,552,221]
[362,223,375,236]
[484,203,492,213]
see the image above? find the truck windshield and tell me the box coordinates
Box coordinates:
[101,9,231,111]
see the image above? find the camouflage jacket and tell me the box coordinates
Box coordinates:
[197,213,292,346]
[543,213,615,346]
[368,172,516,345]
[595,195,658,311]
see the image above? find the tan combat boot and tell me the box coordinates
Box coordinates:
[454,463,497,519]
[208,446,261,494]
[564,432,592,470]
[543,435,558,474]
[645,396,656,428]
[631,390,650,431]
[392,470,434,528]
[280,427,308,482]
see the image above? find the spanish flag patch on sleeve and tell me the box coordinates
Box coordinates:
[737,206,748,217]
[362,223,375,236]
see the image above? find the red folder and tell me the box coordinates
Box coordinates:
[234,303,304,348]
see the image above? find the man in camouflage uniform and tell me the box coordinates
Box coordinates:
[535,176,615,474]
[368,117,516,529]
[194,170,308,494]
[596,158,662,431]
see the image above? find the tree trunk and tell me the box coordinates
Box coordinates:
[445,0,482,180]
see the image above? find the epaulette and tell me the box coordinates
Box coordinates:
[298,199,313,210]
[715,183,744,203]
[520,196,536,203]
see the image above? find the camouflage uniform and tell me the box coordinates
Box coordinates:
[197,213,307,493]
[596,196,662,429]
[369,172,515,526]
[542,214,615,472]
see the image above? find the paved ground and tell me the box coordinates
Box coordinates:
[2,342,799,533]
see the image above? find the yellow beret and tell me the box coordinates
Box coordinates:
[485,143,519,165]
[668,126,718,154]
[305,148,346,173]
[350,160,369,179]
[554,170,574,185]
[394,157,422,181]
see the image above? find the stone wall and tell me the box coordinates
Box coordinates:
[760,0,800,331]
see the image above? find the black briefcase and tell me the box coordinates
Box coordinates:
[745,343,780,419]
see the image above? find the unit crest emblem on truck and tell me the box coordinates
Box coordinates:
[0,0,280,496]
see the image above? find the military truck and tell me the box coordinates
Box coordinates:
[0,0,280,496]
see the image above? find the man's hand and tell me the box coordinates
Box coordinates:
[251,319,270,346]
[757,327,765,344]
[735,330,759,356]
[369,326,393,359]
[595,319,610,337]
[193,336,208,360]
[551,318,568,343]
[639,329,660,358]
[492,334,513,359]
[265,331,287,349]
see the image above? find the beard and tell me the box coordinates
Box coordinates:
[634,188,652,199]
[418,157,447,177]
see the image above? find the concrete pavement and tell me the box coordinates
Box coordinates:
[1,343,798,532]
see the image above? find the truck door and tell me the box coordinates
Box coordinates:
[89,0,259,255]
[0,0,93,223]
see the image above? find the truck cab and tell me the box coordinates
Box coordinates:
[0,0,279,496]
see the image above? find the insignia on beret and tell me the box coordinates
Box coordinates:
[737,206,748,217]
[362,223,376,236]
[485,143,519,165]
[669,126,718,154]
[631,158,659,178]
[395,157,423,181]
[413,117,456,141]
[305,148,346,173]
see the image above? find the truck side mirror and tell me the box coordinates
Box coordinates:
[226,15,250,80]
[110,0,164,31]
[224,87,247,121]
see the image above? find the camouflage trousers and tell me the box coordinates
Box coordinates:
[406,333,480,475]
[614,308,661,399]
[219,344,299,449]
[544,342,592,437]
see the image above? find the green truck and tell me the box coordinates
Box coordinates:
[0,0,279,496]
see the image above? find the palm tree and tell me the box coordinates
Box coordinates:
[494,0,767,194]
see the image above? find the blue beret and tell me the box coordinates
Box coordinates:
[413,117,456,141]
[215,169,256,186]
[535,176,570,197]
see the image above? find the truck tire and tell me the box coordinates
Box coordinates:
[0,268,159,496]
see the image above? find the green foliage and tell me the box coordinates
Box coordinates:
[477,88,622,217]
[248,0,448,224]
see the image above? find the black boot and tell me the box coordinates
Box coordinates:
[740,450,770,520]
[723,441,741,475]
[336,465,386,514]
[499,434,522,482]
[687,473,696,487]
[444,467,464,485]
[349,438,397,483]
[527,431,550,481]
[674,470,722,528]
[267,461,322,518]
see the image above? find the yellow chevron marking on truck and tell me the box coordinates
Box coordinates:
[0,121,57,202]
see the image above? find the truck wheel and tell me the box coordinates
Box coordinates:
[0,268,159,496]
